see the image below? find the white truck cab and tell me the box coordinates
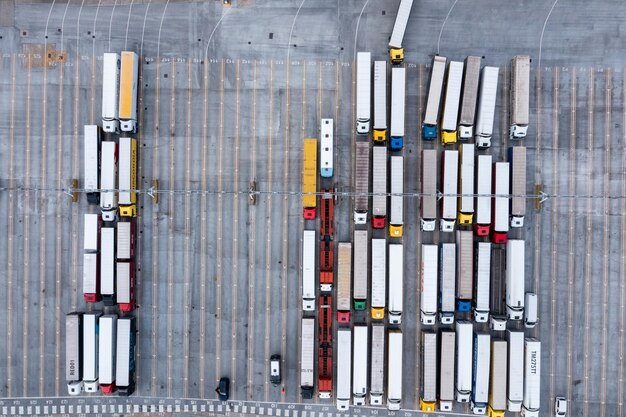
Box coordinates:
[555,397,567,417]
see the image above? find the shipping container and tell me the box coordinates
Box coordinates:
[441,150,459,231]
[506,239,525,320]
[118,137,137,217]
[98,315,117,394]
[474,242,491,323]
[522,338,541,417]
[372,146,387,229]
[488,339,508,417]
[421,244,438,325]
[458,144,475,224]
[354,141,370,224]
[353,326,368,406]
[389,156,404,237]
[390,67,406,150]
[492,162,510,244]
[356,53,371,135]
[353,230,368,311]
[371,239,386,319]
[509,55,530,139]
[475,67,499,148]
[507,330,524,412]
[83,312,102,393]
[100,227,116,306]
[102,53,121,133]
[300,318,315,399]
[100,141,118,221]
[66,312,83,395]
[441,61,464,144]
[420,331,438,412]
[118,51,139,133]
[388,0,413,64]
[456,230,473,312]
[439,243,456,324]
[337,243,352,322]
[370,324,385,405]
[302,139,318,219]
[509,146,527,227]
[115,317,136,395]
[302,230,316,311]
[475,155,493,236]
[336,329,352,410]
[456,321,473,403]
[490,246,507,331]
[421,149,438,231]
[84,125,101,204]
[373,61,388,142]
[388,244,403,324]
[387,331,403,410]
[439,331,456,411]
[422,56,447,139]
[471,332,491,414]
[320,118,334,177]
[458,56,481,139]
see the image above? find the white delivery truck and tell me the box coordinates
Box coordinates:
[507,330,525,412]
[471,332,491,414]
[509,55,530,139]
[421,244,438,325]
[356,52,371,134]
[440,243,456,324]
[456,230,474,313]
[370,324,385,405]
[458,143,475,225]
[474,242,491,323]
[66,312,83,395]
[98,314,117,394]
[422,56,447,139]
[509,146,527,227]
[456,321,473,403]
[337,243,352,321]
[387,331,403,410]
[390,67,406,150]
[372,146,388,229]
[475,66,499,148]
[440,331,456,411]
[373,61,387,142]
[83,311,102,393]
[506,239,525,320]
[353,230,368,311]
[302,230,316,311]
[388,0,414,64]
[320,118,334,178]
[115,316,136,396]
[441,61,464,144]
[100,227,116,306]
[337,329,352,410]
[102,53,121,133]
[389,156,404,237]
[458,56,481,139]
[420,331,437,412]
[300,318,315,399]
[522,338,541,417]
[490,246,507,331]
[524,292,538,328]
[100,141,118,221]
[441,150,459,232]
[353,325,368,405]
[475,155,493,237]
[388,244,404,324]
[492,162,510,244]
[488,339,508,417]
[354,142,369,224]
[421,149,438,231]
[84,125,101,204]
[371,239,387,320]
[118,51,139,133]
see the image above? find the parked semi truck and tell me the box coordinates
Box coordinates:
[387,331,403,410]
[441,61,464,144]
[353,325,368,406]
[458,56,481,140]
[490,246,507,331]
[373,61,387,142]
[116,221,136,311]
[507,330,525,412]
[522,338,541,417]
[320,119,334,178]
[300,318,315,399]
[492,162,510,244]
[423,56,447,139]
[119,51,139,133]
[370,324,385,405]
[475,66,499,148]
[356,53,371,134]
[456,230,474,312]
[474,242,491,323]
[83,311,102,392]
[98,314,117,394]
[118,137,137,217]
[421,149,438,231]
[509,55,530,139]
[388,0,413,64]
[336,329,352,410]
[475,155,493,237]
[302,139,318,219]
[83,213,101,303]
[337,242,352,322]
[354,141,369,224]
[100,227,116,306]
[471,332,491,414]
[116,221,135,261]
[506,239,525,320]
[66,312,83,395]
[388,244,403,324]
[102,53,121,132]
[371,238,386,319]
[509,146,527,227]
[84,125,101,205]
[421,244,438,325]
[441,150,459,232]
[440,243,456,324]
[456,321,473,403]
[372,146,387,229]
[458,144,475,225]
[390,67,406,150]
[389,156,404,237]
[302,230,316,311]
[353,230,368,311]
[488,339,508,417]
[318,295,333,399]
[100,141,118,221]
[115,316,136,395]
[420,331,438,412]
[440,331,456,411]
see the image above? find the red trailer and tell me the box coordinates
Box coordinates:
[318,295,333,398]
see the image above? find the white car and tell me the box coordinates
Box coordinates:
[555,397,567,417]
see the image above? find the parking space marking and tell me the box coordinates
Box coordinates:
[183,58,193,399]
[6,53,16,398]
[199,59,209,398]
[167,59,177,398]
[215,59,226,384]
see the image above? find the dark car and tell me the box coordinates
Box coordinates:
[216,377,230,401]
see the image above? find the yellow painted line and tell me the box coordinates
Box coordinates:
[6,53,16,399]
[215,58,225,385]
[183,58,193,399]
[166,59,176,398]
[199,59,209,399]
[231,59,241,394]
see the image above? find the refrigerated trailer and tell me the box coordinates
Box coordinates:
[440,243,456,324]
[98,315,117,394]
[370,324,385,405]
[356,53,371,135]
[422,56,447,139]
[320,119,334,178]
[439,331,456,412]
[441,150,459,232]
[371,239,386,319]
[118,137,137,217]
[421,149,438,231]
[302,230,316,311]
[116,221,135,261]
[458,144,475,225]
[337,243,352,322]
[421,244,438,325]
[66,312,83,395]
[456,230,473,312]
[388,0,413,64]
[475,155,493,237]
[441,61,464,144]
[100,227,116,306]
[507,330,524,412]
[389,156,404,237]
[488,339,508,417]
[116,262,135,312]
[387,331,403,410]
[372,146,388,229]
[390,67,406,150]
[102,53,121,133]
[100,141,118,221]
[119,51,138,133]
[492,162,510,244]
[354,141,369,224]
[388,244,403,324]
[490,246,507,331]
[84,125,101,204]
[83,253,100,303]
[302,139,318,219]
[458,56,481,140]
[83,312,102,393]
[509,146,527,227]
[509,55,530,139]
[506,239,525,320]
[522,338,541,417]
[474,242,491,323]
[420,331,437,412]
[471,332,491,414]
[353,326,368,406]
[353,230,368,311]
[115,316,136,395]
[373,61,387,142]
[300,318,315,399]
[475,66,499,148]
[456,321,473,403]
[336,329,352,410]
[84,213,100,253]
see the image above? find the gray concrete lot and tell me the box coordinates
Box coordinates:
[1,0,626,416]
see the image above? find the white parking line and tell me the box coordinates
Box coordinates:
[6,53,16,399]
[166,59,176,398]
[199,59,209,398]
[215,59,226,384]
